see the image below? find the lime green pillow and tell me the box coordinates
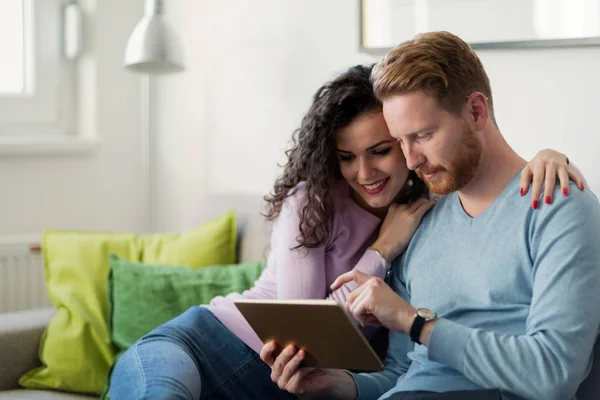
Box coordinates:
[102,255,266,399]
[20,211,238,395]
[19,232,140,395]
[141,210,237,267]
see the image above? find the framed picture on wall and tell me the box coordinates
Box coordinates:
[361,0,600,51]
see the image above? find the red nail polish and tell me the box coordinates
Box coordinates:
[545,196,551,205]
[520,187,524,196]
[532,200,539,210]
[562,187,569,196]
[580,183,585,190]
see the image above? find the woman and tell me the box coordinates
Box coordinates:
[110,64,583,400]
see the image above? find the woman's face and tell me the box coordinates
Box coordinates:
[336,111,410,214]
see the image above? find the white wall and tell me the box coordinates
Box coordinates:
[480,47,600,186]
[153,0,600,232]
[0,0,146,236]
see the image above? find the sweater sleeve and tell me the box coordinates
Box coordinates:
[347,270,414,399]
[325,249,388,304]
[273,189,387,301]
[427,185,600,400]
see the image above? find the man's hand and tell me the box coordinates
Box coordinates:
[331,270,416,335]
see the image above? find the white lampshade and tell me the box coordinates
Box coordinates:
[124,0,184,74]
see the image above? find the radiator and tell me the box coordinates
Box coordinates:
[0,235,51,313]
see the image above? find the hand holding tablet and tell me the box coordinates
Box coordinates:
[234,299,383,372]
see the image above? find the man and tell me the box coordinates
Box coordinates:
[261,31,600,400]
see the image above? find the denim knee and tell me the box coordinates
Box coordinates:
[110,344,145,400]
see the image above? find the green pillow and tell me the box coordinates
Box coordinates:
[102,255,266,400]
[20,211,238,395]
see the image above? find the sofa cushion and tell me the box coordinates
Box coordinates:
[239,212,271,263]
[19,211,238,396]
[102,255,266,399]
[140,210,237,267]
[108,255,266,354]
[186,195,270,262]
[0,390,96,399]
[0,308,57,392]
[18,232,139,395]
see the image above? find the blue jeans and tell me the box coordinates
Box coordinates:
[110,306,299,400]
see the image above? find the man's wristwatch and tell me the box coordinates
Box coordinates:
[409,308,437,345]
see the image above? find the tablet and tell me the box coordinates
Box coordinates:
[233,299,384,372]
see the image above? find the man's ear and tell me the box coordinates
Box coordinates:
[467,92,489,131]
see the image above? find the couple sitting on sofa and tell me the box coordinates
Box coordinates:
[110,32,600,400]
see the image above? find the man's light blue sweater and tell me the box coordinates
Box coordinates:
[351,172,600,400]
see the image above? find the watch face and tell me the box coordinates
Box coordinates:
[416,308,437,320]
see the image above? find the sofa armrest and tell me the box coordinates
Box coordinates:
[0,307,56,391]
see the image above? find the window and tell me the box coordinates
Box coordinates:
[0,1,25,94]
[0,0,88,153]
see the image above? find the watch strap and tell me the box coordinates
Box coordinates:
[409,313,426,345]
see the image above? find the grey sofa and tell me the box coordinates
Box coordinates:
[0,195,598,399]
[0,195,272,400]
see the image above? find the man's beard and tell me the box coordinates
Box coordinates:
[416,128,482,195]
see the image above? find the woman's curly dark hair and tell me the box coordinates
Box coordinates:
[264,64,427,249]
